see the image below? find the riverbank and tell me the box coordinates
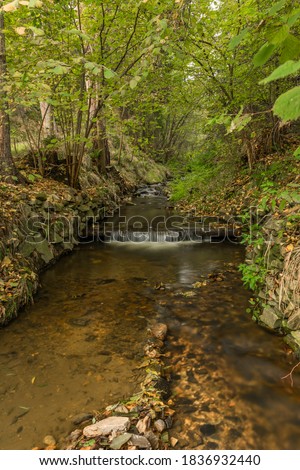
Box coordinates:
[0,158,168,326]
[170,151,300,352]
[60,322,176,451]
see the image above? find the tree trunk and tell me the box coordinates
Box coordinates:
[40,102,55,138]
[96,118,111,174]
[0,12,23,184]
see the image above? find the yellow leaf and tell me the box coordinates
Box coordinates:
[31,376,36,384]
[2,256,12,267]
[15,27,26,35]
[2,2,18,12]
[286,244,294,252]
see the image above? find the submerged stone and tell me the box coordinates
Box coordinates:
[151,323,168,341]
[72,413,94,425]
[200,424,217,436]
[43,435,56,447]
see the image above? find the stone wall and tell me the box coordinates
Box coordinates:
[0,174,130,326]
[244,209,300,352]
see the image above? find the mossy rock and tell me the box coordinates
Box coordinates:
[259,307,282,330]
[35,240,55,263]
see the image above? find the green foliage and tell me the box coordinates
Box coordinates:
[260,60,300,84]
[253,43,277,68]
[169,145,231,202]
[239,259,268,291]
[273,86,300,121]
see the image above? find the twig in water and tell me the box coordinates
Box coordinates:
[281,361,300,387]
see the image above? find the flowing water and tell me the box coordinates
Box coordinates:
[0,187,300,450]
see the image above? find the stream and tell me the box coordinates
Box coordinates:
[1,186,300,450]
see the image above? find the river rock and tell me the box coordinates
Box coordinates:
[151,376,170,397]
[145,431,159,450]
[136,415,151,434]
[128,435,151,449]
[83,417,130,438]
[154,419,166,433]
[43,435,56,447]
[110,433,132,450]
[151,323,167,341]
[68,429,82,445]
[72,413,94,425]
[114,405,129,414]
[200,423,217,436]
[259,307,281,329]
[170,437,178,447]
[287,311,300,330]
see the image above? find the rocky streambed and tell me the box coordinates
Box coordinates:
[62,323,178,451]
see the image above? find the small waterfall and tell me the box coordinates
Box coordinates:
[107,230,181,243]
[99,228,238,243]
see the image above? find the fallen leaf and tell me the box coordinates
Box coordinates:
[15,27,26,35]
[2,256,12,267]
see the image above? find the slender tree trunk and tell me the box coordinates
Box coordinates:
[95,117,110,173]
[0,12,23,184]
[40,102,55,138]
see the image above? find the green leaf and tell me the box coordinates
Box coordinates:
[65,29,90,41]
[293,146,300,160]
[260,60,300,84]
[268,0,286,16]
[286,8,300,27]
[28,0,43,7]
[273,86,300,121]
[227,113,252,134]
[52,65,67,75]
[228,28,249,51]
[253,43,277,67]
[280,35,300,62]
[129,76,141,89]
[28,26,45,36]
[104,68,116,79]
[83,439,96,447]
[130,79,138,89]
[159,19,168,30]
[270,24,290,45]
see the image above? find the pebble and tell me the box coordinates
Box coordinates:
[43,435,56,447]
[154,419,166,433]
[83,417,130,438]
[136,416,151,434]
[128,435,151,449]
[200,424,217,436]
[72,413,94,425]
[170,437,178,447]
[114,405,129,414]
[151,323,168,341]
[145,431,159,450]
